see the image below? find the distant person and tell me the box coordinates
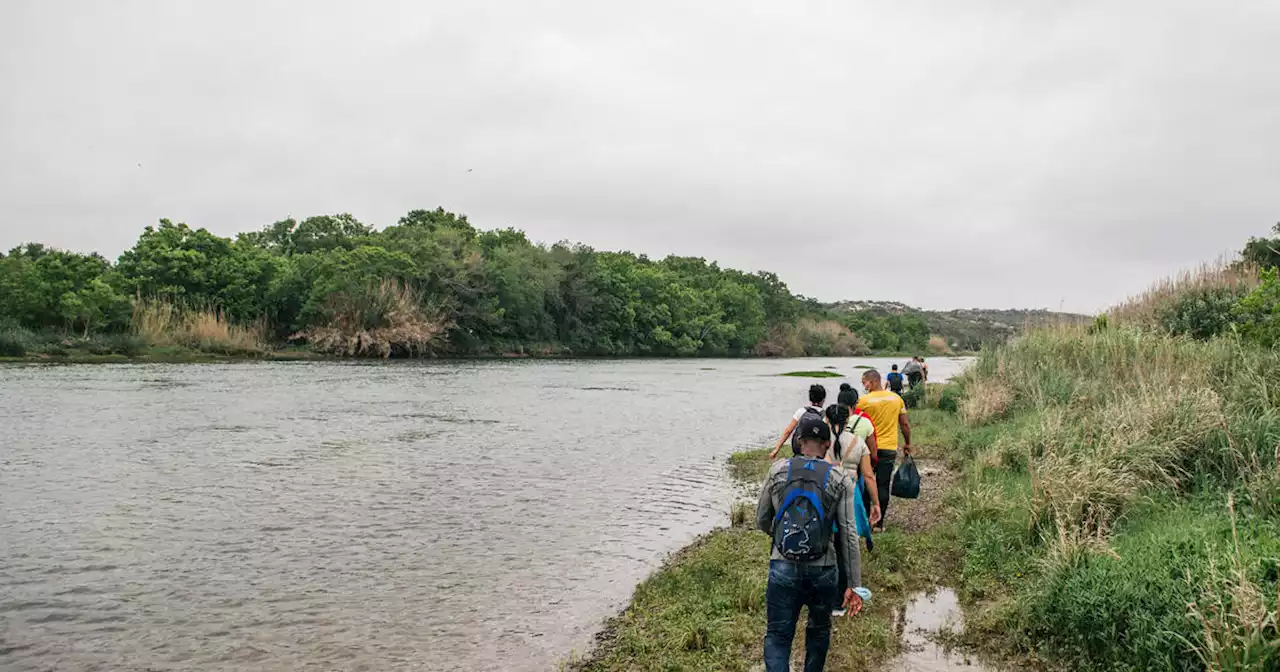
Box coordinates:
[885,365,905,394]
[769,384,827,459]
[856,370,911,531]
[756,416,864,671]
[920,357,929,382]
[901,358,924,389]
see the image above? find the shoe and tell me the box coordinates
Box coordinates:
[831,608,847,617]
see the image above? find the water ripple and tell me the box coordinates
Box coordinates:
[0,356,970,671]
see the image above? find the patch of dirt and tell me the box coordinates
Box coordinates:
[886,456,958,535]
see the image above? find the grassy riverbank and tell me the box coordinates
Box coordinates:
[568,409,966,672]
[941,326,1280,670]
[572,323,1280,671]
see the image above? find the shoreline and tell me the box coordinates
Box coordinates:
[565,408,984,671]
[0,349,976,365]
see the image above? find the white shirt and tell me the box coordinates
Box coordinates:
[792,404,824,422]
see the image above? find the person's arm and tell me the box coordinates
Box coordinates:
[756,467,779,534]
[834,477,864,613]
[865,426,879,453]
[770,419,798,459]
[898,411,912,454]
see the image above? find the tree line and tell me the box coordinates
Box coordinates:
[0,208,894,357]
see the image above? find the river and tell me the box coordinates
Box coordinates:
[0,356,970,671]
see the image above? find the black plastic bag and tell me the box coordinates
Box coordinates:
[891,455,921,499]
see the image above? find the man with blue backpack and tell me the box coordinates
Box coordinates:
[756,415,866,671]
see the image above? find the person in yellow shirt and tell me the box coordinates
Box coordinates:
[855,369,911,531]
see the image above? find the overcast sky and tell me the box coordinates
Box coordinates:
[2,1,1278,313]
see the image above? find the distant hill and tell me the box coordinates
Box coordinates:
[826,301,1090,351]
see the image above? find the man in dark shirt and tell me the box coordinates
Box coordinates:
[886,364,905,394]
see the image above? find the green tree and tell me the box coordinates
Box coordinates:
[1233,267,1280,347]
[1241,223,1280,270]
[116,220,282,320]
[0,244,128,332]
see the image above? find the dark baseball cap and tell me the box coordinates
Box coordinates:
[796,416,831,442]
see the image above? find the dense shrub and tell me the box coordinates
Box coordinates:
[927,334,953,355]
[85,332,146,356]
[938,384,962,413]
[1233,267,1280,348]
[755,320,869,357]
[1156,285,1248,339]
[0,324,34,356]
[293,279,450,358]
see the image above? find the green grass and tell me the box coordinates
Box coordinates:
[571,412,965,671]
[942,326,1280,671]
[727,447,778,482]
[571,518,955,672]
[777,370,844,378]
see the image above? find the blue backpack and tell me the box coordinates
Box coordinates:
[772,457,837,561]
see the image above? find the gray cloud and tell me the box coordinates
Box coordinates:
[2,0,1278,313]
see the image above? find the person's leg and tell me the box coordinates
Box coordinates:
[860,480,875,551]
[875,450,895,528]
[764,560,804,671]
[833,530,848,612]
[801,565,838,672]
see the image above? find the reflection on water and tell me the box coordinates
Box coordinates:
[0,356,968,671]
[891,588,995,671]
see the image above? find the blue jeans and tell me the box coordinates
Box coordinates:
[764,560,838,672]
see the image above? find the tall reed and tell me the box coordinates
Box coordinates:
[1109,257,1259,329]
[131,298,267,355]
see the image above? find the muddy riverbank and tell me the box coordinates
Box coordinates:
[569,409,1004,671]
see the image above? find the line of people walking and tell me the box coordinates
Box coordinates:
[757,365,915,672]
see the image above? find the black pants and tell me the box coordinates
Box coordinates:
[874,450,897,528]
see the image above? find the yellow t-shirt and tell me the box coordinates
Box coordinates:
[856,390,906,451]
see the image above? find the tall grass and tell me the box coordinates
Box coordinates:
[294,279,451,358]
[1109,257,1259,329]
[949,324,1280,669]
[132,298,267,355]
[1184,496,1280,672]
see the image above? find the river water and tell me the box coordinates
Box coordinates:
[1,356,969,671]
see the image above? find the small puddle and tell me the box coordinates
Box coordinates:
[889,588,995,671]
